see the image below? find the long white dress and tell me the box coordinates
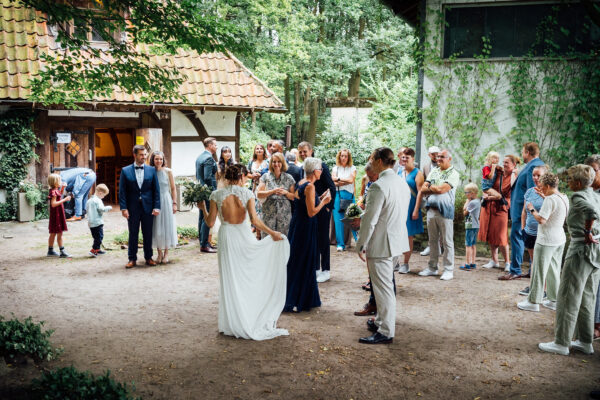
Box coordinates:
[210,185,290,340]
[152,168,178,249]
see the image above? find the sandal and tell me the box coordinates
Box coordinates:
[361,281,371,291]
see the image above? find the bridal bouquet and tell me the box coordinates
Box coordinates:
[181,181,213,207]
[344,204,363,220]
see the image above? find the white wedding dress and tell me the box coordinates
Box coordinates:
[210,185,290,340]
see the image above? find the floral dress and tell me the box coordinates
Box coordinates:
[259,171,295,238]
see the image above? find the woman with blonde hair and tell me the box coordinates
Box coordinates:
[257,152,296,238]
[332,149,357,252]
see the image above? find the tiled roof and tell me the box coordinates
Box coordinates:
[0,0,285,111]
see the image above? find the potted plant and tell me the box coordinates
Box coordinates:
[17,181,40,222]
[0,315,63,366]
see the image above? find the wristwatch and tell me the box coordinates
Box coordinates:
[528,207,535,213]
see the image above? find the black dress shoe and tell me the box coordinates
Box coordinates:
[201,246,217,253]
[366,318,378,333]
[359,332,393,345]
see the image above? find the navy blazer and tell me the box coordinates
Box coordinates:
[195,151,217,190]
[510,157,545,221]
[119,164,161,215]
[315,162,336,212]
[287,163,302,183]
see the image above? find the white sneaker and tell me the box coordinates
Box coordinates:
[418,268,438,277]
[420,247,430,256]
[393,263,400,272]
[504,263,511,272]
[440,270,453,281]
[316,270,330,283]
[538,341,569,356]
[542,300,557,311]
[517,299,539,312]
[482,260,498,269]
[336,246,343,252]
[398,264,410,274]
[570,340,594,355]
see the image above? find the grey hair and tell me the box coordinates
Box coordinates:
[584,154,600,167]
[303,157,322,176]
[364,161,373,171]
[540,172,559,188]
[286,152,296,162]
[533,164,549,174]
[567,164,595,188]
[441,149,452,159]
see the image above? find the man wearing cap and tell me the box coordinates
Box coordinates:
[418,146,440,256]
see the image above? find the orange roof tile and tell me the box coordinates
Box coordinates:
[0,0,285,111]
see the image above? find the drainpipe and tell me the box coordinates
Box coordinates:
[415,0,427,167]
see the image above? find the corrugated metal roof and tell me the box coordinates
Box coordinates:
[0,0,285,111]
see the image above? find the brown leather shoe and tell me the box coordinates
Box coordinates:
[201,246,217,253]
[498,273,521,281]
[354,303,377,316]
[125,260,136,269]
[146,259,158,266]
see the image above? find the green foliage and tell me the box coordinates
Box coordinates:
[181,181,213,206]
[314,127,373,167]
[0,315,63,364]
[112,231,142,246]
[31,366,139,400]
[0,196,17,222]
[113,226,198,246]
[17,181,49,220]
[176,226,199,239]
[239,123,273,165]
[0,110,40,192]
[21,0,248,108]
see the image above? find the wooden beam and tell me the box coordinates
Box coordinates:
[235,112,241,163]
[48,117,140,129]
[171,136,203,142]
[34,110,50,184]
[159,110,172,166]
[180,110,209,140]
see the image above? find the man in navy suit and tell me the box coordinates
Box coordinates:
[119,145,161,268]
[286,152,302,183]
[195,137,218,253]
[298,141,336,283]
[499,142,544,280]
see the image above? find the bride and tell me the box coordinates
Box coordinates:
[201,163,290,340]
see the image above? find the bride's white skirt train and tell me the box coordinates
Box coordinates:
[217,222,290,340]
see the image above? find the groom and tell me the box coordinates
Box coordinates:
[119,145,161,268]
[195,137,218,253]
[355,147,410,344]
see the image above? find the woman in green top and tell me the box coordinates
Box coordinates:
[538,164,600,356]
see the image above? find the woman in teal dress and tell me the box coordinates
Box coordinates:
[398,148,424,274]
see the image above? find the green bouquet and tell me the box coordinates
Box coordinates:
[344,203,363,219]
[181,181,213,207]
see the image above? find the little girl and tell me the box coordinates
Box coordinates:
[47,173,71,257]
[481,151,502,199]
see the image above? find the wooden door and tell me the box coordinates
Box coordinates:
[50,129,93,172]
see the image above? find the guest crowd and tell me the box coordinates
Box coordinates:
[45,134,600,356]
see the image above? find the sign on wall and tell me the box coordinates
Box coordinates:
[56,132,71,144]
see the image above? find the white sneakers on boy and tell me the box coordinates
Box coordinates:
[440,270,454,281]
[397,264,410,274]
[571,340,594,355]
[316,270,330,283]
[538,341,569,355]
[504,262,511,272]
[482,260,499,269]
[542,300,557,311]
[517,299,540,312]
[418,268,438,277]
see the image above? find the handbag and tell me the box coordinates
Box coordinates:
[337,187,353,212]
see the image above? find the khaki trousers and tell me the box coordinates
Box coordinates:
[367,257,396,338]
[426,209,455,272]
[528,243,565,303]
[554,255,600,346]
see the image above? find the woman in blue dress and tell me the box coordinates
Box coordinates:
[284,157,332,312]
[398,148,424,274]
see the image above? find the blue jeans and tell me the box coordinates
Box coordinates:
[333,189,357,249]
[510,220,524,275]
[198,200,210,247]
[63,169,96,217]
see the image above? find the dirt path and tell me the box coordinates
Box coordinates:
[0,210,598,399]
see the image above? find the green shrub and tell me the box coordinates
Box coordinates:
[0,315,62,364]
[31,366,140,400]
[113,226,198,246]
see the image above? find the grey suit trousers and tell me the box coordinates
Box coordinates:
[367,256,396,337]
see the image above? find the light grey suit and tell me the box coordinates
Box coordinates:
[356,168,410,337]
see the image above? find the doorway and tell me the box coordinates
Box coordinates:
[94,128,134,204]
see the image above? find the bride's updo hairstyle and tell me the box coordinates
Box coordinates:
[303,157,322,176]
[370,147,395,167]
[225,164,244,183]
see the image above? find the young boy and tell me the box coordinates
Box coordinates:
[86,184,112,257]
[460,183,481,270]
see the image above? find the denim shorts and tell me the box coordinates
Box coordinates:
[465,228,479,247]
[523,232,537,249]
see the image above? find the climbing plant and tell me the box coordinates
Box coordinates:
[0,109,41,221]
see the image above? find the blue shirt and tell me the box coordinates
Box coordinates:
[510,157,545,221]
[523,187,544,235]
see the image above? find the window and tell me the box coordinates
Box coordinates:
[443,2,600,58]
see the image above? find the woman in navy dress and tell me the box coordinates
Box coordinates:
[284,157,332,312]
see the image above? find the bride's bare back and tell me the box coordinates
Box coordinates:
[220,194,247,225]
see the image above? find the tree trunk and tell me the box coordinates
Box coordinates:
[284,76,291,119]
[301,87,311,141]
[307,97,319,145]
[348,69,361,97]
[294,81,302,141]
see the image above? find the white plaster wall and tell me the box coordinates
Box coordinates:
[196,110,237,136]
[171,109,197,137]
[171,141,236,178]
[330,107,372,135]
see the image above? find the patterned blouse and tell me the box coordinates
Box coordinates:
[259,171,295,237]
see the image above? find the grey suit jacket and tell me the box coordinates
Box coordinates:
[356,168,411,258]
